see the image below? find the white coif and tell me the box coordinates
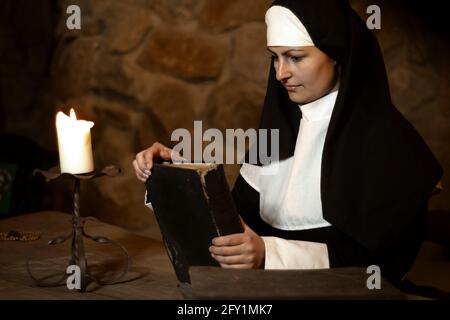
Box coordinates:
[265,5,314,47]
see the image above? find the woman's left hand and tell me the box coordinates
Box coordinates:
[209,221,265,269]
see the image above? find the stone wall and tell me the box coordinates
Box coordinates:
[48,0,273,238]
[1,0,448,239]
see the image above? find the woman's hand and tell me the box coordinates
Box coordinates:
[209,221,265,269]
[133,142,172,183]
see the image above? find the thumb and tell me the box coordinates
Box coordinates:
[161,148,172,160]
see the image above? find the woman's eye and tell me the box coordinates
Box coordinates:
[289,56,303,63]
[272,55,279,61]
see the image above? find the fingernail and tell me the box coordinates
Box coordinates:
[145,170,151,174]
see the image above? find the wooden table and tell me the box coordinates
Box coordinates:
[186,266,411,299]
[0,211,183,299]
[0,211,416,300]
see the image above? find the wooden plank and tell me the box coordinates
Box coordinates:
[188,266,406,300]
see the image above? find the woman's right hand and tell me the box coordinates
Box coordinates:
[133,142,172,183]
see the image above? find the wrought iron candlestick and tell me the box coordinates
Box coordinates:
[27,165,130,292]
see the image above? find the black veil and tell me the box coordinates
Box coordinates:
[238,0,442,281]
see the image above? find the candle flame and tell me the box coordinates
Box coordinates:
[70,108,77,120]
[56,109,94,129]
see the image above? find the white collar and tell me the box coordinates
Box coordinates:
[299,90,338,122]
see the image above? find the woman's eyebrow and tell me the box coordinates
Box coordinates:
[267,48,305,55]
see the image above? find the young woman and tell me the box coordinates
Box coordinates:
[133,0,442,286]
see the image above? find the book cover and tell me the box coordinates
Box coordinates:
[146,162,244,283]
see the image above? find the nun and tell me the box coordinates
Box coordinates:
[133,0,443,287]
[208,0,443,286]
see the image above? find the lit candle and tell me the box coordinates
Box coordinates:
[56,109,95,174]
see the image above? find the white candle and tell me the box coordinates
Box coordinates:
[56,109,95,174]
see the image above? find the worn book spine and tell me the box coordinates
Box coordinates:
[203,165,244,236]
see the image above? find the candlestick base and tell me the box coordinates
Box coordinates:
[26,166,130,292]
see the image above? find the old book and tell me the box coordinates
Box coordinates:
[146,162,244,283]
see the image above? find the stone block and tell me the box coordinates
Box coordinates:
[137,26,228,81]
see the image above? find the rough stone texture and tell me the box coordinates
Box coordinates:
[144,76,197,137]
[94,1,152,53]
[85,128,153,230]
[232,23,270,86]
[205,78,266,184]
[198,0,272,32]
[90,52,134,97]
[1,0,449,239]
[206,78,265,133]
[149,0,204,24]
[51,37,99,100]
[137,26,228,81]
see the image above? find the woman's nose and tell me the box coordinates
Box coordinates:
[276,61,291,81]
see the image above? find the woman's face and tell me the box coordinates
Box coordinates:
[268,46,339,104]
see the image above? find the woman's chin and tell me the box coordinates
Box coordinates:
[288,91,310,104]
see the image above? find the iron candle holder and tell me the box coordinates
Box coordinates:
[27,165,130,292]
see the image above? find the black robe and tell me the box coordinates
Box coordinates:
[232,0,443,284]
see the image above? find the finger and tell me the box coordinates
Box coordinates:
[135,171,147,183]
[133,159,148,181]
[152,142,171,160]
[135,170,147,183]
[136,151,150,172]
[209,243,246,256]
[142,150,154,172]
[219,263,250,269]
[160,147,172,160]
[212,234,246,246]
[133,159,144,175]
[211,253,251,265]
[135,160,151,183]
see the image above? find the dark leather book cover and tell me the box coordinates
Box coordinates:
[146,163,244,283]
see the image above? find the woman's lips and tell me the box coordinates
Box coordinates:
[284,85,300,92]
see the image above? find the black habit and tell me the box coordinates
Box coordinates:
[232,0,443,284]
